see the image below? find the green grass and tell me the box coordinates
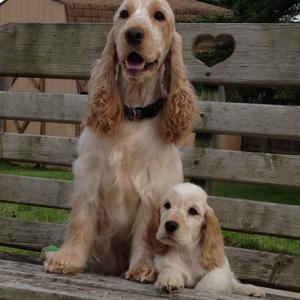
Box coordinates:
[0,161,73,180]
[0,161,300,256]
[215,182,300,206]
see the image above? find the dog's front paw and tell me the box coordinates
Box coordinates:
[44,248,86,274]
[125,265,157,283]
[155,275,184,293]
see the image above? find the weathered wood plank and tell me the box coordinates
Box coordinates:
[195,101,300,140]
[0,92,87,123]
[226,247,300,293]
[209,196,300,240]
[0,23,299,86]
[1,239,300,293]
[1,184,300,239]
[0,174,72,208]
[0,219,65,251]
[0,259,260,300]
[1,92,299,140]
[1,133,299,187]
[0,133,77,166]
[181,147,300,188]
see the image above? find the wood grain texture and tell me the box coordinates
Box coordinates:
[181,147,300,188]
[0,133,77,166]
[0,259,261,300]
[226,247,300,293]
[1,231,300,293]
[0,219,65,251]
[1,92,299,139]
[1,179,299,239]
[0,23,299,86]
[209,196,300,239]
[1,133,299,187]
[0,92,87,123]
[0,174,72,208]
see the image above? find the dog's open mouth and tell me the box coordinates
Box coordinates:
[125,52,157,73]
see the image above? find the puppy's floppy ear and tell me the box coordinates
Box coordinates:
[160,32,198,144]
[200,206,225,270]
[84,29,122,136]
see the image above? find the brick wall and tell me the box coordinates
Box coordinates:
[66,4,117,23]
[65,3,231,23]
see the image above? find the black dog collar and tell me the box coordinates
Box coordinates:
[124,97,166,121]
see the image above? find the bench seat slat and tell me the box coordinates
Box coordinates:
[1,92,299,140]
[1,133,299,187]
[0,219,299,292]
[0,23,300,87]
[1,175,299,239]
[0,259,258,300]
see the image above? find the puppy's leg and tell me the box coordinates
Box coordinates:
[125,202,157,283]
[231,280,265,298]
[44,160,99,274]
[155,267,185,293]
[195,266,233,294]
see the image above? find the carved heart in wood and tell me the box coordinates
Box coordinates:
[193,34,235,67]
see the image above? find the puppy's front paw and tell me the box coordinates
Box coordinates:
[155,275,184,293]
[44,248,86,274]
[233,284,265,298]
[125,265,157,283]
[244,285,265,298]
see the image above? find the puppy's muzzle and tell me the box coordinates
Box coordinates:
[165,221,179,233]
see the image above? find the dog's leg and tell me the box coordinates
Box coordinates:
[125,202,157,283]
[44,161,99,274]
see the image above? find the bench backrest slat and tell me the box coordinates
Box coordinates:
[1,174,299,240]
[1,133,299,188]
[1,92,300,140]
[0,23,300,87]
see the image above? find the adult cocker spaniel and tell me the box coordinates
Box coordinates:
[44,0,197,282]
[154,183,265,297]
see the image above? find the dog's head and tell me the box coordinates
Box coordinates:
[114,0,175,82]
[156,183,225,270]
[85,0,197,143]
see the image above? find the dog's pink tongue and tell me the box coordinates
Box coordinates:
[126,60,145,71]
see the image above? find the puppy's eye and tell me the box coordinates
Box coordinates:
[120,9,129,19]
[164,201,171,209]
[188,207,198,215]
[154,11,165,21]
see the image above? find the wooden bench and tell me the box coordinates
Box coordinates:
[0,23,300,300]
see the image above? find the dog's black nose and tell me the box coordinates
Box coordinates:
[125,28,145,45]
[165,221,179,233]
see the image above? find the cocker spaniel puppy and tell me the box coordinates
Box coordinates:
[44,0,197,282]
[154,183,265,297]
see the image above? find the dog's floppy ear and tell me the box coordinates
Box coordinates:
[200,206,225,270]
[160,32,197,144]
[84,29,122,136]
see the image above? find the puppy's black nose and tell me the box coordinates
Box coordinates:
[165,221,179,233]
[125,28,145,45]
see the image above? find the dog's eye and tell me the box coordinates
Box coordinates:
[120,9,129,19]
[164,201,171,209]
[188,207,198,215]
[154,11,165,21]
